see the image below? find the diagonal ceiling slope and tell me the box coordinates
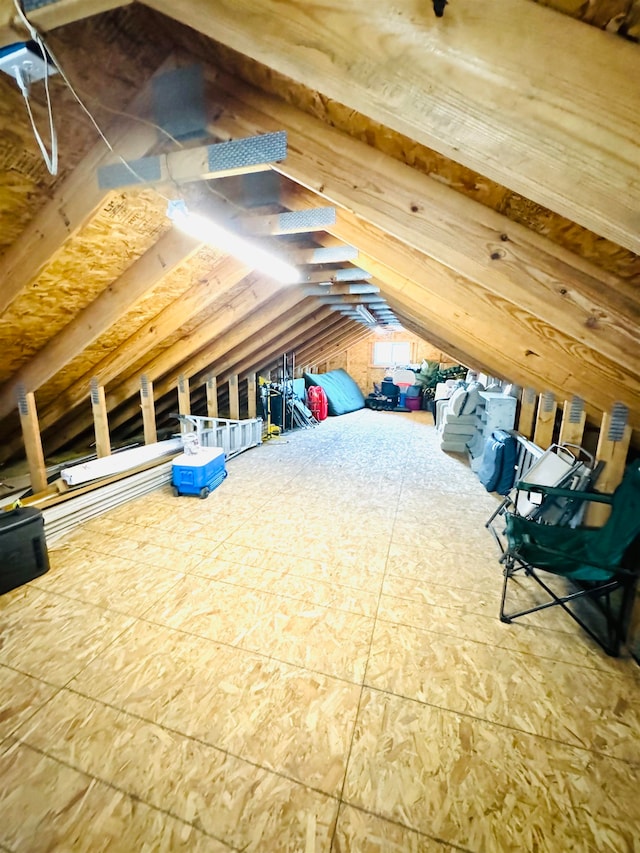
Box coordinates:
[0,0,638,464]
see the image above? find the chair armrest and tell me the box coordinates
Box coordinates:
[516,481,614,505]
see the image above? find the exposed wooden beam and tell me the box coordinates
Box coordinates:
[228,374,239,420]
[533,391,558,449]
[140,375,157,445]
[296,324,369,368]
[90,379,111,458]
[35,256,248,430]
[214,305,336,384]
[246,374,257,419]
[206,375,218,418]
[0,260,250,464]
[300,268,371,284]
[97,131,287,188]
[158,0,640,250]
[17,389,48,494]
[301,322,360,359]
[1,0,132,45]
[0,228,200,425]
[238,207,335,235]
[0,60,172,314]
[39,275,298,455]
[558,396,586,447]
[286,245,358,265]
[317,294,386,305]
[204,73,640,379]
[291,194,640,423]
[106,296,329,433]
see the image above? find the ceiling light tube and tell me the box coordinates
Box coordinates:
[168,201,299,283]
[355,304,377,324]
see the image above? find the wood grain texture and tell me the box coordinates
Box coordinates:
[290,191,640,425]
[0,225,199,421]
[206,75,640,380]
[191,37,639,283]
[148,0,640,251]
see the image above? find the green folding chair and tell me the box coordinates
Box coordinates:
[499,458,640,656]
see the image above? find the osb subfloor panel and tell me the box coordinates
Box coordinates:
[1,410,639,853]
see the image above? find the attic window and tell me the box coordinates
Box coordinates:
[372,341,411,367]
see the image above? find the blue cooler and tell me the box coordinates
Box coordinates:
[171,447,227,498]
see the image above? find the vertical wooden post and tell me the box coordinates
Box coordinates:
[17,386,48,494]
[206,374,218,418]
[178,374,193,432]
[90,378,111,458]
[247,373,257,419]
[517,387,536,439]
[228,374,240,420]
[558,395,586,448]
[587,403,632,526]
[140,374,157,445]
[533,391,557,449]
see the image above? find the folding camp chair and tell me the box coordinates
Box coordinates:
[486,443,600,555]
[498,458,640,656]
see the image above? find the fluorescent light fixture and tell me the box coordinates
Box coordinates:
[167,200,299,283]
[355,304,377,324]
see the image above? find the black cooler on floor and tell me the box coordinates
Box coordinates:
[0,507,49,594]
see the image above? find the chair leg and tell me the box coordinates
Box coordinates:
[500,563,626,656]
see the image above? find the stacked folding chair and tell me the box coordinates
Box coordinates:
[487,447,640,656]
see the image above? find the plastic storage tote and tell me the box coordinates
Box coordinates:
[0,506,49,594]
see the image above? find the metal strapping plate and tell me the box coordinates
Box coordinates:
[141,374,150,399]
[16,383,28,416]
[569,395,584,423]
[306,246,357,264]
[207,131,287,172]
[608,402,628,442]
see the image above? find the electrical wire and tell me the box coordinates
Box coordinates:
[70,84,185,149]
[12,0,57,174]
[12,0,176,190]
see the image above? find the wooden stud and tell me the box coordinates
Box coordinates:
[177,375,193,431]
[90,379,111,458]
[0,259,252,465]
[16,387,48,494]
[206,375,219,418]
[558,395,586,448]
[517,388,537,440]
[247,374,257,419]
[228,374,240,420]
[0,229,201,423]
[587,404,632,526]
[533,391,557,450]
[38,275,296,457]
[140,375,157,445]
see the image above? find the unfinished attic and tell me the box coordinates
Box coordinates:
[1,0,640,850]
